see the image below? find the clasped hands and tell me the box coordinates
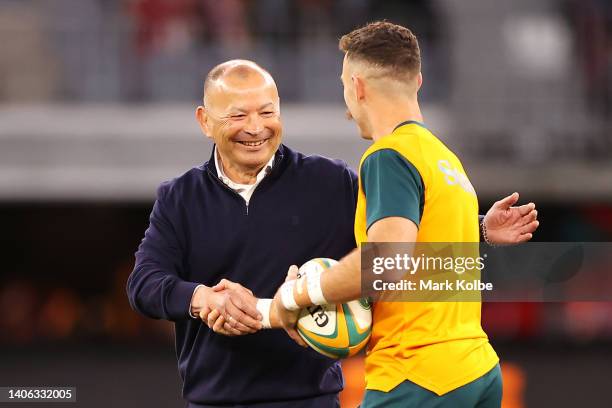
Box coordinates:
[191,266,301,338]
[193,192,539,341]
[191,279,263,336]
[191,269,307,347]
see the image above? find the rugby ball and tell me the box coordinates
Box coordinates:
[296,258,372,359]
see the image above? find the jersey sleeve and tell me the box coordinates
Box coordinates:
[360,148,424,230]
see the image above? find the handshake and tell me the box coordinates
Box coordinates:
[189,265,304,344]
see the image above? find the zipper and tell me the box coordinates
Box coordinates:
[205,149,283,217]
[243,158,280,215]
[206,167,249,215]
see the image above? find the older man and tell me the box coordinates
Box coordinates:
[127,59,537,407]
[127,60,357,408]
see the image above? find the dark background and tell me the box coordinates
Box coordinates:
[1,0,612,407]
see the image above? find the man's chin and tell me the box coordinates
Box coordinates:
[236,149,275,168]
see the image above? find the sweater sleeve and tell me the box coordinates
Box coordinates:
[127,182,200,321]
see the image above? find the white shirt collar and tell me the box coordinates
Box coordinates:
[213,146,274,204]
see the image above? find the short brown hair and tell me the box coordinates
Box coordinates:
[339,21,421,79]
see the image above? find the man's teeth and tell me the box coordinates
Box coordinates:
[239,140,266,147]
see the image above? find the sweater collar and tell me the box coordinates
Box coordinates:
[205,144,286,179]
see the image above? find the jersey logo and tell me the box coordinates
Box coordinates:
[437,160,476,195]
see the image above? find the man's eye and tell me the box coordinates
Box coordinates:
[231,114,246,119]
[261,111,275,116]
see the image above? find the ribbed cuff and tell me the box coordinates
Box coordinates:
[167,280,201,321]
[188,284,205,319]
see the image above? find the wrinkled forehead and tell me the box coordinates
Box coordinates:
[206,78,279,113]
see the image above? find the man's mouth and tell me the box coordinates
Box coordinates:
[237,139,269,147]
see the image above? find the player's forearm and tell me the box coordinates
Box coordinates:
[291,248,362,308]
[320,249,362,303]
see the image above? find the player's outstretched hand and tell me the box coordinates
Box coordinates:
[203,279,262,335]
[271,265,307,347]
[484,192,539,245]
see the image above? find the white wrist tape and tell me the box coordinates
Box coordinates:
[280,280,300,311]
[306,268,328,305]
[256,298,272,329]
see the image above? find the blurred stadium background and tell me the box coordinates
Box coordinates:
[0,0,611,407]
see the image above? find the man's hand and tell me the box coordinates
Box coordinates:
[270,265,307,347]
[211,279,263,335]
[484,192,539,245]
[201,309,236,336]
[192,281,262,336]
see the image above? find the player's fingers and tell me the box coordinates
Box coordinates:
[226,317,256,334]
[227,280,254,295]
[223,309,256,333]
[229,292,262,321]
[519,209,537,225]
[516,202,536,216]
[493,192,519,210]
[516,232,533,243]
[286,265,299,281]
[226,300,262,330]
[519,220,539,235]
[234,284,254,297]
[222,322,242,336]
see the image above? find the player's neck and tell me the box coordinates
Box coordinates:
[369,99,423,142]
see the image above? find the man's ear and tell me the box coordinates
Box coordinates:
[352,75,366,101]
[416,72,423,92]
[195,106,213,140]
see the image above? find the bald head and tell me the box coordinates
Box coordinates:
[203,60,278,106]
[195,60,283,180]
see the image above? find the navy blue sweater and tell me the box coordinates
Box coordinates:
[127,145,358,405]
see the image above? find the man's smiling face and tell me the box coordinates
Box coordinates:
[201,64,282,174]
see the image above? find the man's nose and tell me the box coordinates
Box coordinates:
[243,114,264,135]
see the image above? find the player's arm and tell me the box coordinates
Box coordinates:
[270,149,422,337]
[268,216,417,322]
[307,217,418,304]
[268,218,418,339]
[316,149,423,304]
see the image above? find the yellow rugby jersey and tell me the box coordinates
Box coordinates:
[355,121,499,395]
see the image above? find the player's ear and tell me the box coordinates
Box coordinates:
[416,72,423,92]
[195,106,213,140]
[353,75,366,101]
